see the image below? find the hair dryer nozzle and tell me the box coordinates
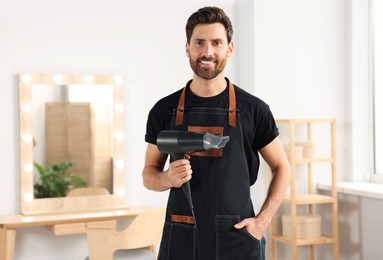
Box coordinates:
[203,133,230,150]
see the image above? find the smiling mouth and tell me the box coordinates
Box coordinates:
[199,60,215,66]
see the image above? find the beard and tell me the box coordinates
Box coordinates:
[189,56,227,80]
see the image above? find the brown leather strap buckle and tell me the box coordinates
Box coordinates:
[171,214,195,224]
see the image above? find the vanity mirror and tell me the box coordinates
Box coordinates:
[19,73,126,215]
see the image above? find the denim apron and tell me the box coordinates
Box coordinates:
[158,80,266,260]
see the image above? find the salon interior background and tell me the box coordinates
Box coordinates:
[0,0,381,259]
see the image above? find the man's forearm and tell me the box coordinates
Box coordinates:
[233,165,291,239]
[257,166,291,223]
[142,166,170,192]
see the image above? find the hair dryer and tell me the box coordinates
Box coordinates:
[156,130,230,210]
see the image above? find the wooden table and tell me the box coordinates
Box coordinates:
[0,205,151,260]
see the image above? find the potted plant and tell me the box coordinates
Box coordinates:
[34,160,87,198]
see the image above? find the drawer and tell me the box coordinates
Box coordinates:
[47,220,116,235]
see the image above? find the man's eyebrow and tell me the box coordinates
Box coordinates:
[193,38,224,42]
[212,38,224,42]
[193,38,206,42]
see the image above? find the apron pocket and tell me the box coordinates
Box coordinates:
[215,215,265,260]
[158,222,196,260]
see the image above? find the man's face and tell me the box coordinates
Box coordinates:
[186,23,234,80]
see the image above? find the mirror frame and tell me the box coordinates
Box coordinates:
[19,73,126,215]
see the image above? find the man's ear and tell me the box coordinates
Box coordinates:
[185,42,190,57]
[227,41,234,58]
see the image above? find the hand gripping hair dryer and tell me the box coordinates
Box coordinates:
[156,130,230,210]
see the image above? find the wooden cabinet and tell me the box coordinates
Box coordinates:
[45,102,113,192]
[269,119,338,260]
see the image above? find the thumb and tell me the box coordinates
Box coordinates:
[234,220,246,229]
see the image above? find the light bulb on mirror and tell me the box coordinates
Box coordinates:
[114,132,124,141]
[114,104,124,113]
[23,192,33,202]
[21,74,31,83]
[114,75,124,85]
[22,104,32,113]
[114,160,125,169]
[53,74,64,84]
[23,163,33,173]
[22,133,33,143]
[115,188,125,197]
[84,75,94,84]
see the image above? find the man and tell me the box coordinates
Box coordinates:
[142,6,291,260]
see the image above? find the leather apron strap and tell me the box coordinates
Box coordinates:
[175,80,237,127]
[228,82,236,127]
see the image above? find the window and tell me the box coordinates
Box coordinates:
[371,0,383,181]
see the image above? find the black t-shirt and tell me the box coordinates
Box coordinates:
[145,79,279,184]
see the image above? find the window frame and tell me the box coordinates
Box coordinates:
[370,0,383,183]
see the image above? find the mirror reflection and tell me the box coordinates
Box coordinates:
[32,83,114,197]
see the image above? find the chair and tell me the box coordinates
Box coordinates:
[85,207,166,260]
[66,187,110,197]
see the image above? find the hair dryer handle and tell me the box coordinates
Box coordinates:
[171,153,194,210]
[182,182,193,209]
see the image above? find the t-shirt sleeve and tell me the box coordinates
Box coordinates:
[145,104,163,145]
[252,104,279,150]
[144,96,176,145]
[144,89,183,144]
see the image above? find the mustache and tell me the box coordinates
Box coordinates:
[197,56,216,62]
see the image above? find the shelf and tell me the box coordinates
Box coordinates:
[289,157,334,164]
[276,118,335,124]
[270,118,338,260]
[283,194,334,204]
[272,234,335,246]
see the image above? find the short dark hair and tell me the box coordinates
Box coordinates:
[185,6,233,44]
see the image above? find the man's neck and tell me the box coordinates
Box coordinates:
[189,74,227,98]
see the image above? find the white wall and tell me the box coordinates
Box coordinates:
[0,0,380,259]
[251,1,345,259]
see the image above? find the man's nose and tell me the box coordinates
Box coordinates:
[202,43,214,56]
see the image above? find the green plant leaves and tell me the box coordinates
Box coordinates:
[33,161,87,198]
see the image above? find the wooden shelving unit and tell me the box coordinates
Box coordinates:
[269,118,338,260]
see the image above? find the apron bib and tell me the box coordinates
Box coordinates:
[158,81,266,260]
